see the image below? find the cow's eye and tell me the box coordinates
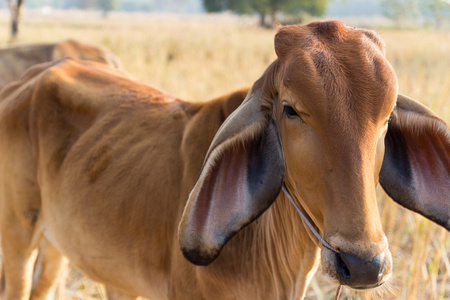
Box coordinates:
[283,104,299,119]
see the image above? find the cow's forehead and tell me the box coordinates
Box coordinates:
[283,21,386,54]
[278,21,397,126]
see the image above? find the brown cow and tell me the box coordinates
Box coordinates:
[0,21,449,300]
[0,39,121,90]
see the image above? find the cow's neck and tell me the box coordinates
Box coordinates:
[184,94,320,297]
[221,194,321,298]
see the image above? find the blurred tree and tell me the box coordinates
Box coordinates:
[419,0,450,28]
[380,0,418,22]
[381,0,450,27]
[98,0,118,16]
[202,0,329,27]
[203,0,227,12]
[7,0,24,41]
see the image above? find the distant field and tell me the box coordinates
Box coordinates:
[0,11,449,300]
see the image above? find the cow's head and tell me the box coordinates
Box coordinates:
[178,21,450,290]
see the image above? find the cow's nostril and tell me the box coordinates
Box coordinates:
[336,252,351,280]
[334,250,387,288]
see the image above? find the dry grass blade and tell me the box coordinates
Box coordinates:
[335,285,343,300]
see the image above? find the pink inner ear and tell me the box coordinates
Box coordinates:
[407,129,450,213]
[180,116,285,265]
[191,142,250,243]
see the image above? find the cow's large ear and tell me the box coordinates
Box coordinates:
[380,93,450,231]
[178,86,285,266]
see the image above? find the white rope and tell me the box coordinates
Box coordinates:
[282,184,339,254]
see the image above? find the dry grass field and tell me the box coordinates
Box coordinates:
[0,10,449,300]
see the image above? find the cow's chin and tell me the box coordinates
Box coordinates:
[320,247,392,291]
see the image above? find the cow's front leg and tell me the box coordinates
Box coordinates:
[30,238,68,300]
[0,208,40,299]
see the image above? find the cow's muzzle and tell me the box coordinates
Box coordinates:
[322,246,392,289]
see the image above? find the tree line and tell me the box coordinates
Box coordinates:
[381,0,449,28]
[202,0,328,27]
[5,0,450,41]
[5,0,329,40]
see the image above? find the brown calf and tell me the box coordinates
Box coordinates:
[0,39,121,90]
[0,21,448,299]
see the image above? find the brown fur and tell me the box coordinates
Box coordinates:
[0,39,121,90]
[0,21,448,300]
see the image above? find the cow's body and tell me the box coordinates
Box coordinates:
[0,21,449,300]
[1,59,301,299]
[0,39,121,90]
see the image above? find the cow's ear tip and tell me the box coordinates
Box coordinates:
[181,247,218,266]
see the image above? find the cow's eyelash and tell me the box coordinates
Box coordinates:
[282,104,305,124]
[283,105,298,118]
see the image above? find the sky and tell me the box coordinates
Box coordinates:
[0,0,386,16]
